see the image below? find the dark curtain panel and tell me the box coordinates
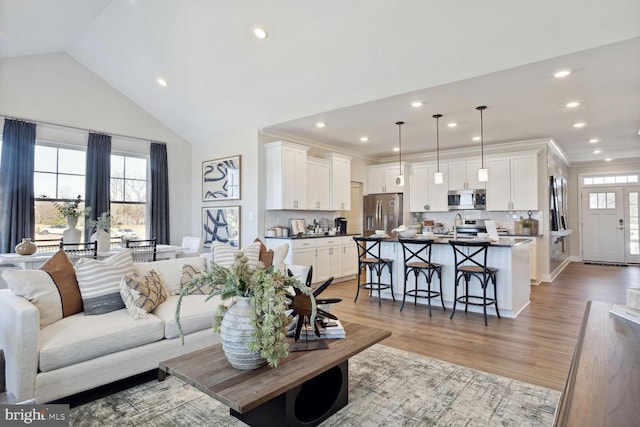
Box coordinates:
[150,142,170,244]
[84,133,111,242]
[0,119,36,253]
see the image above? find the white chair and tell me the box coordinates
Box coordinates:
[178,236,203,257]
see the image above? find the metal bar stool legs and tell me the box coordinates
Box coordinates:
[399,238,444,316]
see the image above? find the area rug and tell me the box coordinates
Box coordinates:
[70,344,559,426]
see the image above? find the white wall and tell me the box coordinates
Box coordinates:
[0,53,193,245]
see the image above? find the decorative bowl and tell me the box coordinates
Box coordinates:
[398,230,418,238]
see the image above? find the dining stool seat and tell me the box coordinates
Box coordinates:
[399,238,444,316]
[353,236,394,306]
[449,240,500,325]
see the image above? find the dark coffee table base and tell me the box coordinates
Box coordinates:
[231,360,348,427]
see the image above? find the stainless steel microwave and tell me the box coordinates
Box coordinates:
[448,189,486,210]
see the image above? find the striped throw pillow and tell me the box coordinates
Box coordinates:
[120,269,169,319]
[76,250,134,315]
[212,241,261,270]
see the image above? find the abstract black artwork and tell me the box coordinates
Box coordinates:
[202,206,240,248]
[202,155,240,201]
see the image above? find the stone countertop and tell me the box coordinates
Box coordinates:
[367,236,533,248]
[265,233,361,240]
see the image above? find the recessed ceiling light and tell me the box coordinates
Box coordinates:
[605,158,612,162]
[554,69,571,78]
[315,122,326,128]
[253,27,268,39]
[589,138,599,143]
[393,147,400,152]
[593,149,601,154]
[360,136,369,142]
[566,101,580,108]
[156,78,168,87]
[472,136,481,141]
[573,122,585,128]
[447,122,457,128]
[411,101,423,108]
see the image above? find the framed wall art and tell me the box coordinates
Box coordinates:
[202,206,240,248]
[202,155,240,201]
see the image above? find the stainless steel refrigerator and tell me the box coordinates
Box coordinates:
[363,193,403,236]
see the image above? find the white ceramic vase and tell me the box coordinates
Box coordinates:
[91,229,111,252]
[63,216,81,244]
[220,296,267,370]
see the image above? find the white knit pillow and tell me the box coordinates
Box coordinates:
[76,250,134,315]
[212,241,261,270]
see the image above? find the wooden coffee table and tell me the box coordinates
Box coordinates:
[159,321,390,426]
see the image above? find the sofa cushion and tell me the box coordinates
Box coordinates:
[3,269,64,329]
[133,256,206,295]
[76,250,134,315]
[271,243,289,272]
[153,294,221,339]
[39,250,83,316]
[120,269,170,319]
[179,264,213,295]
[39,308,165,372]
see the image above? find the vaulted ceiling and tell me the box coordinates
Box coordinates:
[1,0,639,165]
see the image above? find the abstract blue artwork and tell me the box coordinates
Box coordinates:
[202,155,240,201]
[202,206,240,248]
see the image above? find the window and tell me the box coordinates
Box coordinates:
[110,154,148,240]
[34,145,87,239]
[588,192,616,209]
[584,174,638,185]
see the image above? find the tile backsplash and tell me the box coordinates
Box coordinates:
[411,210,545,235]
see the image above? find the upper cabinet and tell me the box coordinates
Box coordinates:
[409,162,449,212]
[485,152,538,211]
[448,159,485,191]
[367,163,405,194]
[265,141,309,209]
[325,153,352,211]
[306,157,331,210]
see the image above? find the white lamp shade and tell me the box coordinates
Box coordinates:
[478,168,488,182]
[396,174,405,186]
[434,171,443,184]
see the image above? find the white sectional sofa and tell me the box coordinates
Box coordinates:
[0,255,220,403]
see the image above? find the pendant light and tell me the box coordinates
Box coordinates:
[395,121,405,186]
[433,114,443,184]
[476,105,488,182]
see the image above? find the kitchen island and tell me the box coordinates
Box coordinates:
[363,236,532,319]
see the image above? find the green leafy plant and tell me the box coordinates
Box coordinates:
[47,194,84,218]
[175,252,316,367]
[85,210,111,232]
[521,219,532,228]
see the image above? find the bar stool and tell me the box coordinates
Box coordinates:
[353,236,394,306]
[449,240,500,325]
[398,238,444,316]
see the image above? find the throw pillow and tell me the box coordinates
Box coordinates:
[212,241,261,270]
[76,250,134,315]
[179,264,213,295]
[271,243,289,272]
[120,269,169,319]
[39,249,83,316]
[254,238,274,268]
[3,269,64,329]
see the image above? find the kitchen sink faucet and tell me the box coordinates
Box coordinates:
[452,213,463,239]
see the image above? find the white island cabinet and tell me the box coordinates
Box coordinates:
[364,238,531,319]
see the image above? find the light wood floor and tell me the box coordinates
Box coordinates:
[326,262,639,391]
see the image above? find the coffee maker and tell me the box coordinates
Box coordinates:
[335,217,347,234]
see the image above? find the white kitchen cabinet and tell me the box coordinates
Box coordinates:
[325,153,352,211]
[340,236,359,277]
[485,153,538,211]
[306,157,331,210]
[316,237,343,282]
[529,237,539,282]
[290,239,317,269]
[409,162,449,212]
[367,163,405,194]
[265,141,308,209]
[448,159,485,190]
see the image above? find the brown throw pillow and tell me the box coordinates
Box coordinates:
[39,249,83,316]
[254,238,274,268]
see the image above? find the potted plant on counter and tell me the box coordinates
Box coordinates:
[175,252,316,369]
[521,218,532,235]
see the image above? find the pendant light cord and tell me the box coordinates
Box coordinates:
[433,114,442,171]
[476,106,487,168]
[396,121,404,174]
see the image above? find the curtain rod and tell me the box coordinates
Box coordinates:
[0,114,166,145]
